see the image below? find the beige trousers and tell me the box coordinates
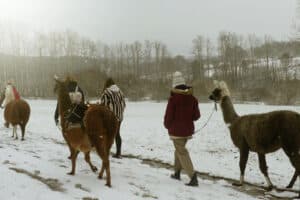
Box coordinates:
[172,138,195,178]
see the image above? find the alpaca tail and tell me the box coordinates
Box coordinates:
[84,104,118,146]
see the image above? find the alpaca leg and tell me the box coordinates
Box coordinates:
[103,141,112,187]
[11,126,14,138]
[98,161,105,179]
[5,121,9,128]
[94,140,106,179]
[68,150,79,175]
[13,126,18,140]
[258,153,273,190]
[104,159,111,187]
[233,146,249,186]
[20,124,25,141]
[282,146,300,192]
[84,152,97,172]
[62,133,73,159]
[288,154,300,197]
[286,170,298,188]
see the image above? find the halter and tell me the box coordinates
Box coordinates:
[64,104,81,120]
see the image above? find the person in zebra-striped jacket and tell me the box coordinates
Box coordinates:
[99,78,126,158]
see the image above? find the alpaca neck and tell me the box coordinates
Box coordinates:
[220,96,239,124]
[58,88,71,113]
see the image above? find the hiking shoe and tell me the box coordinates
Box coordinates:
[186,173,198,186]
[170,170,181,180]
[112,154,122,159]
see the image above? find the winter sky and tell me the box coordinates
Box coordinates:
[0,0,298,55]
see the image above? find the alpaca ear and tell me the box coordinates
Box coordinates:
[219,81,230,96]
[219,81,227,89]
[213,80,220,87]
[54,74,60,82]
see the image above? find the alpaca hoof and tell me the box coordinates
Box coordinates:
[232,182,243,187]
[67,172,75,175]
[266,185,273,191]
[105,183,111,187]
[98,175,103,179]
[286,184,293,189]
[21,138,25,141]
[92,166,98,172]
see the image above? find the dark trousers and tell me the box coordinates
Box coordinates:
[115,121,122,156]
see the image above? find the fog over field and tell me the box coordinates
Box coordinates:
[0,0,297,55]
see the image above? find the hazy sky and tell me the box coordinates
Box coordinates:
[0,0,297,55]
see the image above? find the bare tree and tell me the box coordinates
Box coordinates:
[192,35,205,81]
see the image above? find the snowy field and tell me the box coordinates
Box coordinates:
[0,100,300,200]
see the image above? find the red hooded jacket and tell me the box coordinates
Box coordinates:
[164,87,200,137]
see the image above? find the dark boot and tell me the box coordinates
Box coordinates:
[171,170,181,180]
[186,173,198,186]
[112,154,122,159]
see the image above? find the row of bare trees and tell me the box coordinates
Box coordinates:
[0,25,300,103]
[190,32,300,104]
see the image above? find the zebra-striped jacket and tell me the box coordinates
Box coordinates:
[100,84,126,122]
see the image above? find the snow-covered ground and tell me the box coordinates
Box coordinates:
[0,100,299,200]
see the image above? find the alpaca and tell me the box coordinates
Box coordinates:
[4,99,30,140]
[54,77,97,175]
[84,104,118,187]
[209,81,300,196]
[0,86,29,140]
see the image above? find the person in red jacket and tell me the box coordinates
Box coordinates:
[164,71,200,186]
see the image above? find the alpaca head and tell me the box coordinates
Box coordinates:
[53,75,63,94]
[209,80,230,102]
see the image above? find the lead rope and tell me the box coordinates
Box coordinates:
[194,102,217,134]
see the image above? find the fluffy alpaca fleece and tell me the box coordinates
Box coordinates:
[3,85,15,107]
[4,99,30,140]
[213,80,230,97]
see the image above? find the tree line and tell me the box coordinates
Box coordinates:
[0,26,300,104]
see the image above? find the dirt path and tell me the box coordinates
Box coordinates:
[9,167,65,192]
[122,154,299,200]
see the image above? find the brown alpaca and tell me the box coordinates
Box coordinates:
[84,104,118,187]
[54,77,97,175]
[209,81,300,196]
[3,99,30,140]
